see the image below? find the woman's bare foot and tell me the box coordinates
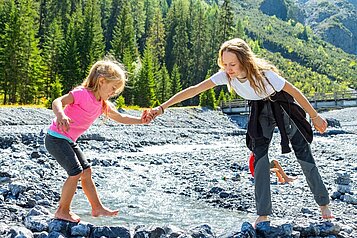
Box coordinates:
[254,215,269,228]
[320,205,334,219]
[92,207,119,217]
[55,209,80,223]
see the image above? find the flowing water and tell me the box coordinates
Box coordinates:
[70,143,254,234]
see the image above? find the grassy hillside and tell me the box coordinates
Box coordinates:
[231,2,357,91]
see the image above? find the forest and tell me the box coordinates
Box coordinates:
[0,0,356,108]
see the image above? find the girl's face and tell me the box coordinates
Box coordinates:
[221,51,245,79]
[98,79,121,100]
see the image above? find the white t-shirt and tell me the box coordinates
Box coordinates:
[210,70,286,100]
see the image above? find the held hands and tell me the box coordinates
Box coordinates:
[141,109,153,124]
[311,114,328,133]
[140,106,164,124]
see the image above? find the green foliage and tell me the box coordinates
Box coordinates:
[116,95,126,109]
[135,43,157,107]
[199,88,216,109]
[217,89,227,107]
[0,0,356,106]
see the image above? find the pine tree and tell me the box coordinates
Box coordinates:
[235,18,245,39]
[134,43,157,107]
[130,0,145,48]
[219,0,234,42]
[217,89,227,107]
[42,17,64,102]
[0,0,21,104]
[206,3,221,73]
[147,5,166,68]
[187,0,209,88]
[80,0,104,79]
[0,0,44,104]
[171,0,190,88]
[199,88,216,109]
[170,63,182,97]
[156,64,172,103]
[105,0,121,51]
[110,0,137,64]
[59,11,82,93]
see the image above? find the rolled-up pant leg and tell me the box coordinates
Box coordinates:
[253,137,273,215]
[290,130,330,206]
[252,103,276,216]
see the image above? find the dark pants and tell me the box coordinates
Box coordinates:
[252,103,330,216]
[45,134,90,176]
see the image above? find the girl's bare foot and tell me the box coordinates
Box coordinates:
[254,215,269,228]
[320,205,334,219]
[55,210,80,223]
[92,207,119,217]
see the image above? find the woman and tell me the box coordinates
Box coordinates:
[148,38,333,227]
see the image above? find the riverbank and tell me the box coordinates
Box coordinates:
[0,107,356,237]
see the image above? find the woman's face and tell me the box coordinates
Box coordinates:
[221,51,245,79]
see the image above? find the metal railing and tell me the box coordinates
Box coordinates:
[221,90,357,114]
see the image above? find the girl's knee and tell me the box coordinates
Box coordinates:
[81,167,92,178]
[69,173,82,180]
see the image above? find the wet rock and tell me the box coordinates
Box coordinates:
[134,225,184,238]
[90,226,130,238]
[9,181,27,198]
[9,225,34,238]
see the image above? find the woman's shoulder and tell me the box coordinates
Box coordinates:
[210,70,228,83]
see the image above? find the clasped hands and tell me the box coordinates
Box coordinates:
[140,106,164,124]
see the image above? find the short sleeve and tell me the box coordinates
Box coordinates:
[70,87,85,105]
[264,71,286,92]
[210,71,229,86]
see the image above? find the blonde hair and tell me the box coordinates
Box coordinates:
[217,38,279,96]
[82,56,127,114]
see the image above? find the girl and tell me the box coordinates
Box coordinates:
[148,38,333,227]
[45,57,151,222]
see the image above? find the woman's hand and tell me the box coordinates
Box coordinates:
[141,109,153,124]
[311,114,328,133]
[149,106,164,120]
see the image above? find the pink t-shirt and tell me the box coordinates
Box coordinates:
[48,87,103,142]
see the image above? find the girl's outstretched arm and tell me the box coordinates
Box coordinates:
[151,79,216,117]
[107,103,151,124]
[282,81,327,133]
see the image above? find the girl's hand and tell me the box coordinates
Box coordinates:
[311,114,327,133]
[148,106,163,120]
[56,114,72,132]
[141,109,153,124]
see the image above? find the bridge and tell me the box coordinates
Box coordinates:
[221,90,357,115]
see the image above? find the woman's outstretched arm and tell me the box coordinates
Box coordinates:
[151,79,216,117]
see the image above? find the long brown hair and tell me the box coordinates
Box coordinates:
[217,38,279,96]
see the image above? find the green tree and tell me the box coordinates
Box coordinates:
[105,0,121,51]
[156,64,172,103]
[199,88,216,109]
[42,17,64,103]
[80,0,105,80]
[135,43,157,107]
[187,0,209,89]
[59,11,82,93]
[170,64,182,103]
[110,0,138,64]
[219,0,234,41]
[147,5,166,68]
